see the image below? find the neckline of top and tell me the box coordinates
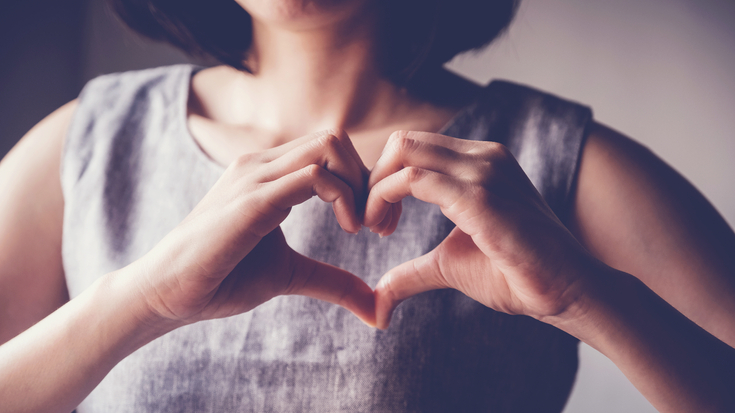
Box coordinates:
[176,64,482,172]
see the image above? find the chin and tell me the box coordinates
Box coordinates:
[235,0,372,29]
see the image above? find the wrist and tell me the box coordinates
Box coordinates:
[538,260,639,346]
[537,261,735,412]
[104,260,184,345]
[0,266,179,413]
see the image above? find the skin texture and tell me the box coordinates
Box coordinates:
[569,123,735,347]
[0,101,72,346]
[1,1,734,412]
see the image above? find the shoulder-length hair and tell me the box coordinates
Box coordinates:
[109,0,519,83]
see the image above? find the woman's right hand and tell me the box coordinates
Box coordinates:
[133,129,376,329]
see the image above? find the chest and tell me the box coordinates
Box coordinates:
[186,108,457,169]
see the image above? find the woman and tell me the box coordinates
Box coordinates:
[0,0,733,411]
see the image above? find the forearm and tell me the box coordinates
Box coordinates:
[0,265,173,413]
[547,265,735,412]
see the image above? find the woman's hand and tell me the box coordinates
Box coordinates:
[365,130,595,329]
[135,129,376,330]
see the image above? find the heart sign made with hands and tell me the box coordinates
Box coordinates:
[136,130,375,330]
[135,129,593,334]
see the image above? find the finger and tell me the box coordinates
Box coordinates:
[263,132,368,208]
[369,201,401,237]
[385,130,483,153]
[365,167,467,228]
[384,201,402,235]
[261,164,361,234]
[373,250,447,329]
[258,129,336,161]
[369,130,485,189]
[286,250,376,327]
[327,129,370,176]
[264,130,367,174]
[369,201,393,236]
[263,129,367,187]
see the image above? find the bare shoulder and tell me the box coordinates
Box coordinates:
[0,99,77,212]
[569,121,735,345]
[0,100,77,344]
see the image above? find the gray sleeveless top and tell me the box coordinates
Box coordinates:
[62,65,592,412]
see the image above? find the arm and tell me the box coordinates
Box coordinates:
[0,101,74,345]
[549,262,735,412]
[0,102,159,412]
[568,122,735,346]
[0,126,375,413]
[368,129,735,412]
[559,122,735,410]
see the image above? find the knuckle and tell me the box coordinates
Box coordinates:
[390,133,419,157]
[475,143,514,182]
[388,129,413,146]
[302,163,325,179]
[317,132,341,150]
[388,129,406,141]
[317,133,345,164]
[325,132,341,146]
[486,142,513,162]
[231,152,261,169]
[380,274,400,304]
[403,166,425,183]
[473,156,496,180]
[396,134,415,151]
[322,128,347,141]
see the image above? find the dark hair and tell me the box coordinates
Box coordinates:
[109,0,519,82]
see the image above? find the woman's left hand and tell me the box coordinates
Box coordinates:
[365,131,596,329]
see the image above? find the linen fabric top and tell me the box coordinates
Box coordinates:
[62,64,592,412]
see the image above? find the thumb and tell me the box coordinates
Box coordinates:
[286,251,377,327]
[374,250,447,330]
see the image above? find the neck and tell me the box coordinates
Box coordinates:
[216,4,415,141]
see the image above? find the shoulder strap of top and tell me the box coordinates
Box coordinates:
[60,65,204,277]
[61,64,194,198]
[442,80,593,224]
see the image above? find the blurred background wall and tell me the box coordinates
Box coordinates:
[2,0,733,412]
[0,0,85,157]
